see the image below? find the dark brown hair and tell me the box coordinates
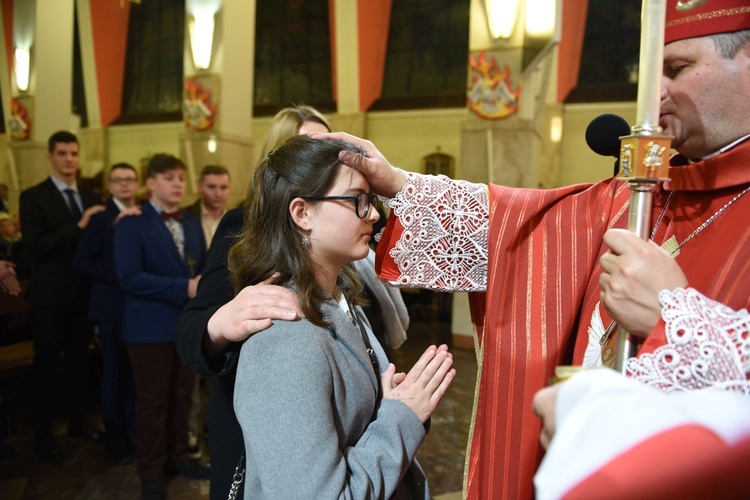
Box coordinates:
[199,165,230,180]
[47,130,78,153]
[228,135,365,327]
[109,162,138,180]
[146,154,186,178]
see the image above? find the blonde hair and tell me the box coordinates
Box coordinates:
[257,105,331,160]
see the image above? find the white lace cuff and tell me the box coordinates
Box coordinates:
[383,171,489,292]
[627,288,750,394]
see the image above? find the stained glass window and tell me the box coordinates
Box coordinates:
[372,0,469,111]
[119,0,185,121]
[254,0,334,116]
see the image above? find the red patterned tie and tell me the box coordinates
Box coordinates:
[161,211,183,222]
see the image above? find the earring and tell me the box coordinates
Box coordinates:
[301,235,310,248]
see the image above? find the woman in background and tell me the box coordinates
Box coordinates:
[256,104,330,159]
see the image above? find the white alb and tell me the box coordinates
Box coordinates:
[627,288,750,393]
[385,171,489,291]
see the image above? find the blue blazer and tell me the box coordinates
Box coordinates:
[74,199,125,322]
[114,202,205,344]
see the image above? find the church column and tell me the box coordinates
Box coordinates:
[75,0,130,179]
[453,0,564,341]
[0,0,18,208]
[328,0,363,134]
[180,0,256,208]
[461,0,562,188]
[2,0,78,190]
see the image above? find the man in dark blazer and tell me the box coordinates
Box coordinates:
[74,162,141,465]
[180,164,231,461]
[114,154,207,499]
[20,130,105,463]
[182,165,231,249]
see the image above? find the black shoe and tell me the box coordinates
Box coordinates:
[106,437,134,465]
[175,460,211,480]
[140,479,165,500]
[34,435,64,463]
[68,422,105,442]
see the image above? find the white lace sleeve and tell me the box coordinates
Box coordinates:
[626,288,750,394]
[382,171,489,292]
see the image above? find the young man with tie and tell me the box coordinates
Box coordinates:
[113,154,207,499]
[20,130,105,462]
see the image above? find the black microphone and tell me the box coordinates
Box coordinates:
[585,114,631,176]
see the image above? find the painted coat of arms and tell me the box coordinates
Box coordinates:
[467,50,521,120]
[183,76,218,131]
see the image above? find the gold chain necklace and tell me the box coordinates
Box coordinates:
[649,185,750,257]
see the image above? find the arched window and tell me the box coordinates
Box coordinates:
[371,0,469,111]
[118,0,185,122]
[254,0,334,116]
[566,0,640,103]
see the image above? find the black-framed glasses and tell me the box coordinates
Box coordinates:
[109,178,138,185]
[305,192,378,219]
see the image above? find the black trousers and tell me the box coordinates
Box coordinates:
[30,302,94,436]
[98,321,135,438]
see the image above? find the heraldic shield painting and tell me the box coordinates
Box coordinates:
[183,75,218,131]
[467,50,521,120]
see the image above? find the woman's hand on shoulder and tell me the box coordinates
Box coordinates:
[205,273,302,356]
[381,344,455,423]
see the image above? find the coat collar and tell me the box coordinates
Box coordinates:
[320,299,379,393]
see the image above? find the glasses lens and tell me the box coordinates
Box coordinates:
[354,193,369,219]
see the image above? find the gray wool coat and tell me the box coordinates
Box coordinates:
[233,298,429,499]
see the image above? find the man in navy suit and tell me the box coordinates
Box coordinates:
[20,130,105,463]
[113,154,207,499]
[74,162,141,465]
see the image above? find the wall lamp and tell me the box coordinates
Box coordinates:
[15,48,30,92]
[526,0,557,38]
[483,0,521,39]
[189,13,215,70]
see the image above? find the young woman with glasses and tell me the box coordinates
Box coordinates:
[228,136,455,498]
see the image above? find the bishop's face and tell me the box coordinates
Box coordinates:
[660,36,750,159]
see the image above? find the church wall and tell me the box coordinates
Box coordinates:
[559,102,638,185]
[0,98,640,242]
